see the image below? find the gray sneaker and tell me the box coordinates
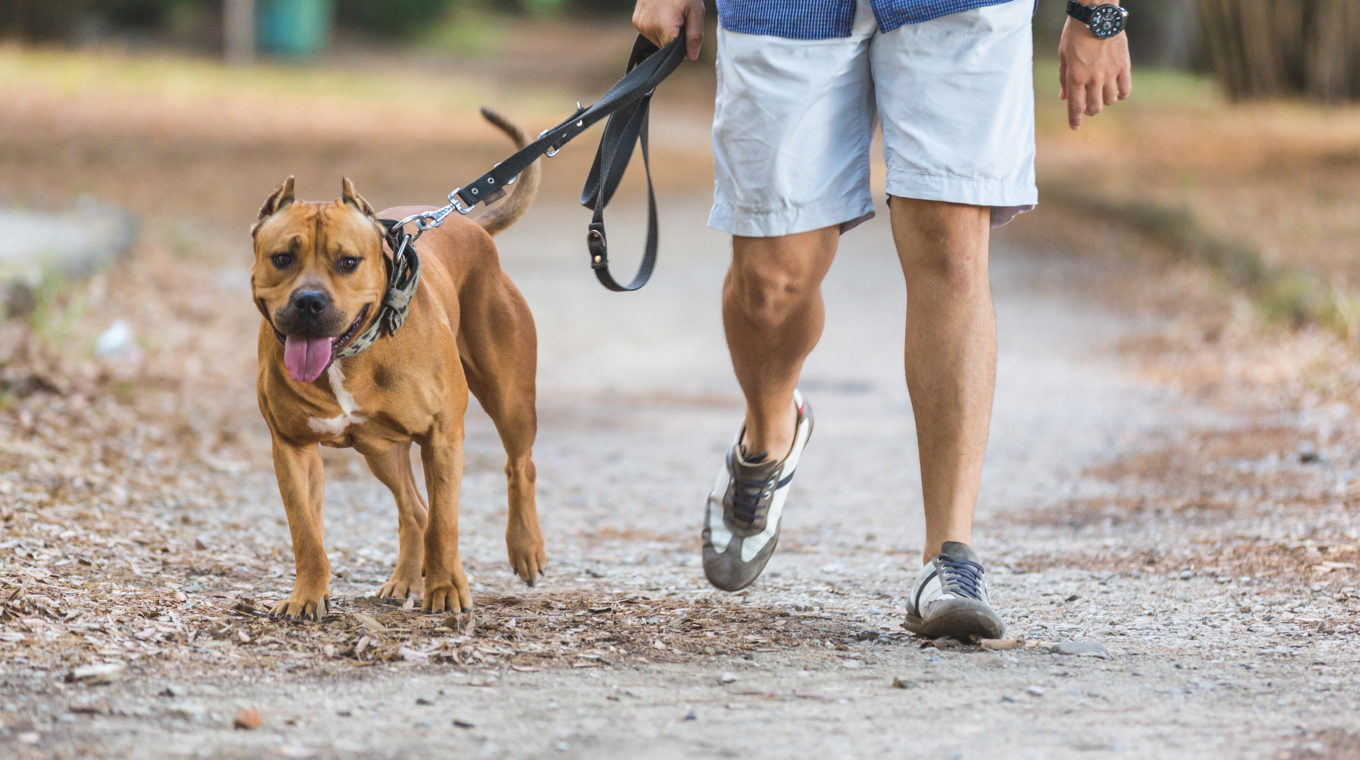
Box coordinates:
[702,390,813,592]
[904,541,1005,640]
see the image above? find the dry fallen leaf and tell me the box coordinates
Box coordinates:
[233,707,262,730]
[980,638,1024,650]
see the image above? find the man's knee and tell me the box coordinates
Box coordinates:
[726,261,818,329]
[891,198,990,299]
[725,232,834,329]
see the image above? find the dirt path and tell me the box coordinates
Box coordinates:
[2,189,1358,759]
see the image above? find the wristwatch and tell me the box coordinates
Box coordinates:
[1066,0,1128,39]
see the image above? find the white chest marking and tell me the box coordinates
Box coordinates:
[308,363,368,436]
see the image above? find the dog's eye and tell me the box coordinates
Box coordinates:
[338,256,361,273]
[271,253,293,269]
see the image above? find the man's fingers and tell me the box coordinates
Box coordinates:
[1058,57,1068,100]
[1067,79,1086,129]
[684,2,705,60]
[631,13,661,47]
[1084,81,1104,116]
[1117,69,1132,100]
[632,5,677,48]
[1103,81,1118,109]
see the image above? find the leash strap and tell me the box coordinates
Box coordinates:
[454,32,685,292]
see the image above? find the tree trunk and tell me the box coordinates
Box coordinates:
[1198,0,1360,103]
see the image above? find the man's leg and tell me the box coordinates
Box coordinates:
[724,228,838,458]
[889,197,995,564]
[701,227,835,591]
[891,196,1005,639]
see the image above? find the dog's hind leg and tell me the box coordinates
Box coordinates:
[270,437,331,621]
[364,443,428,602]
[458,275,546,586]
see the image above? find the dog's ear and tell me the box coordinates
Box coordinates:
[341,177,377,218]
[252,176,295,236]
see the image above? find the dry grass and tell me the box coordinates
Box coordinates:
[1033,63,1360,335]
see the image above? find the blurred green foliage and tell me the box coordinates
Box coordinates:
[335,0,454,37]
[96,0,198,28]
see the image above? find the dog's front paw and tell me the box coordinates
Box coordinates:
[421,559,471,614]
[506,533,547,587]
[377,571,424,603]
[270,589,331,621]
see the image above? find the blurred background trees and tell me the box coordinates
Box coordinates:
[1,0,1358,103]
[1198,0,1360,103]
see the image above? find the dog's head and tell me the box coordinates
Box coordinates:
[251,176,388,384]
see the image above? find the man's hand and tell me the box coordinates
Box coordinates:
[633,0,705,61]
[1058,16,1132,130]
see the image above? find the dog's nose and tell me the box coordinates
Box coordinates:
[290,290,330,316]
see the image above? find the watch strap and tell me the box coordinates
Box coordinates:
[1066,0,1094,24]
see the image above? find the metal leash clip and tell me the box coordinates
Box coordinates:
[391,190,473,242]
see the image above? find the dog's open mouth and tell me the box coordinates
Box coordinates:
[282,304,370,384]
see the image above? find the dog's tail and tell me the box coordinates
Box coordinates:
[475,107,542,237]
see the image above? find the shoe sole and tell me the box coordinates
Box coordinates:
[904,598,1005,641]
[703,533,779,592]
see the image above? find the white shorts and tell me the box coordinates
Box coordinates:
[709,0,1037,236]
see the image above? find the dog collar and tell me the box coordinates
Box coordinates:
[335,222,421,360]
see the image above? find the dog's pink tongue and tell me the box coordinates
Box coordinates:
[283,334,332,383]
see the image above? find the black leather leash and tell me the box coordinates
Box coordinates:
[442,31,686,291]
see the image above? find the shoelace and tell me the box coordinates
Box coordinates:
[936,556,986,601]
[729,455,776,528]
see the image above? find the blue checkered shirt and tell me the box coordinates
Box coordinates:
[717,0,1019,38]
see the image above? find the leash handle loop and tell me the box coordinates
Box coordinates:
[577,32,678,291]
[447,30,684,292]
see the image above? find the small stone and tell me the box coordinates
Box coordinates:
[233,707,262,730]
[718,672,737,684]
[1026,685,1045,697]
[842,660,864,669]
[158,685,184,698]
[891,678,917,689]
[18,732,39,745]
[1052,642,1110,659]
[194,537,209,551]
[416,696,434,706]
[453,719,475,729]
[1298,441,1321,464]
[683,707,697,721]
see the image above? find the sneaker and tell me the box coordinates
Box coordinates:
[701,390,814,592]
[904,541,1005,640]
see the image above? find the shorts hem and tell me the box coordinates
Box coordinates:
[708,201,877,238]
[885,172,1037,227]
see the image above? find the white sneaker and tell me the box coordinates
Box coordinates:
[905,541,1005,640]
[701,390,813,592]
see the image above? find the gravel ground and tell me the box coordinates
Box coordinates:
[2,189,1358,759]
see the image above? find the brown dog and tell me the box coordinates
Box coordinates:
[250,110,545,620]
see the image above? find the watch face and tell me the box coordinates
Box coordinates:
[1090,5,1125,39]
